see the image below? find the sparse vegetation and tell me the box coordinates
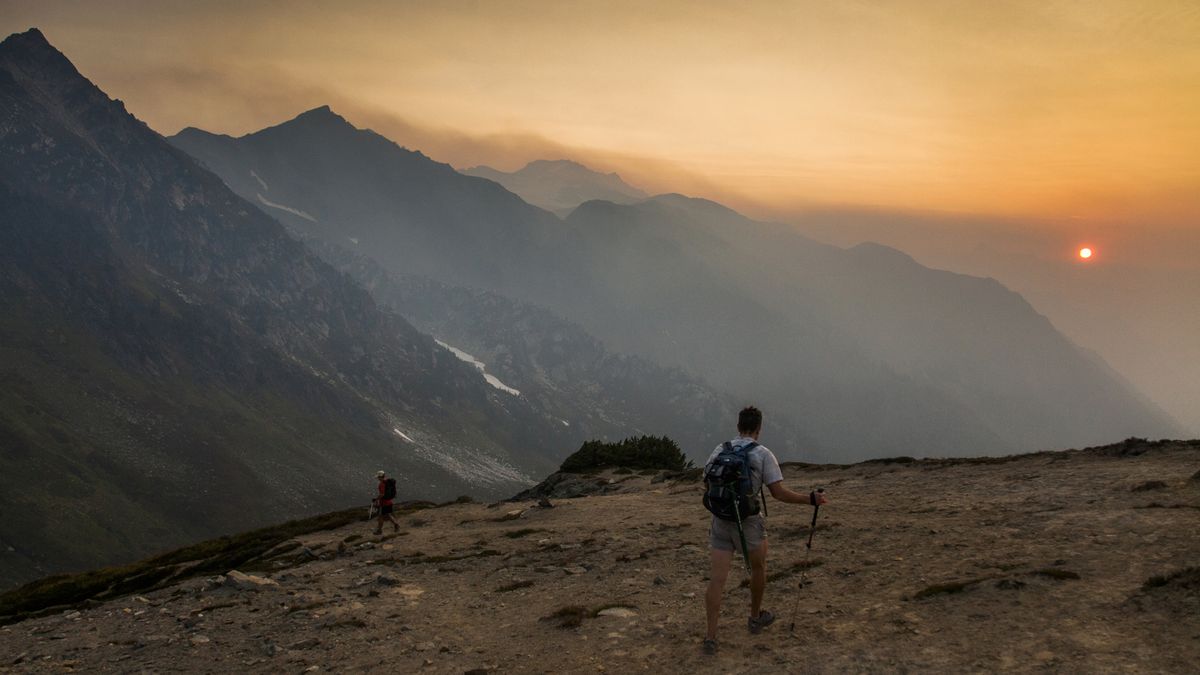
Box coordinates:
[502,528,545,539]
[740,559,825,588]
[1032,568,1080,580]
[914,578,987,599]
[1132,480,1168,492]
[494,580,534,593]
[541,605,589,629]
[559,435,692,473]
[1142,567,1200,591]
[0,506,369,623]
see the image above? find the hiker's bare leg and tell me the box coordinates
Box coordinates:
[706,549,733,640]
[749,538,768,617]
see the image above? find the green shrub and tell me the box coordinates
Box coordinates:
[559,435,692,473]
[1032,568,1080,580]
[541,605,589,628]
[1142,567,1200,591]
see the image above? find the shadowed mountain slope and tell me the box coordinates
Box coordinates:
[0,29,573,588]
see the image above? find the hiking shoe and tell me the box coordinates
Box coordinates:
[701,638,718,655]
[748,610,775,634]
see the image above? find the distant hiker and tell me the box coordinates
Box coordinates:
[701,406,828,655]
[373,470,401,535]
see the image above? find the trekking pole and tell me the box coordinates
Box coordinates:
[732,497,752,573]
[788,488,824,633]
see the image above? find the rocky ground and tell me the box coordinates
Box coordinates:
[1,441,1197,673]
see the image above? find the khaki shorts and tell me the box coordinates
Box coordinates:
[709,514,766,553]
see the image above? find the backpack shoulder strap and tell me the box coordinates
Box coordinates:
[740,441,758,453]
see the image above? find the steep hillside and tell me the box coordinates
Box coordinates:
[309,239,817,459]
[0,29,573,588]
[1,439,1196,672]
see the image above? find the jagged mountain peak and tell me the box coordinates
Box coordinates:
[1,28,88,88]
[0,27,52,53]
[251,104,357,138]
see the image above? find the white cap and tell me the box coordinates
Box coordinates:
[376,470,386,478]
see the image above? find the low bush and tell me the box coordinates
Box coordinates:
[559,435,692,473]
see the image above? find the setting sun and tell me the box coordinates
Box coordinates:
[1079,247,1094,260]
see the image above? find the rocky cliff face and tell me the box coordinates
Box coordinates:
[0,29,571,589]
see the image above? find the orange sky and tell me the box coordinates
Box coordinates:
[5,0,1199,225]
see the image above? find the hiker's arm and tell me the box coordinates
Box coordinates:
[767,481,828,505]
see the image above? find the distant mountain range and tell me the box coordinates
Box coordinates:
[461,159,648,215]
[170,108,1181,462]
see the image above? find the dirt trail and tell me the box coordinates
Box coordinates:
[1,445,1197,673]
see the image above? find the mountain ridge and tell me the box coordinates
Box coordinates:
[462,158,648,215]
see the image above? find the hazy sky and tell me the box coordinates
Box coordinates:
[5,0,1198,226]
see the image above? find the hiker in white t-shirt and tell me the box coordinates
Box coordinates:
[701,406,829,655]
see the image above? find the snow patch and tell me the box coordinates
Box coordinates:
[250,170,269,192]
[561,420,570,427]
[413,444,531,486]
[435,339,521,396]
[256,193,317,222]
[392,427,414,443]
[348,237,359,245]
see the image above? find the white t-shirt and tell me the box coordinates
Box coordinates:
[704,436,784,496]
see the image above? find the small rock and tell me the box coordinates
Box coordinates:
[596,607,638,618]
[564,566,587,575]
[223,570,278,591]
[653,576,668,586]
[538,498,554,508]
[289,637,320,650]
[64,611,82,620]
[415,641,436,652]
[498,509,526,522]
[190,635,211,645]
